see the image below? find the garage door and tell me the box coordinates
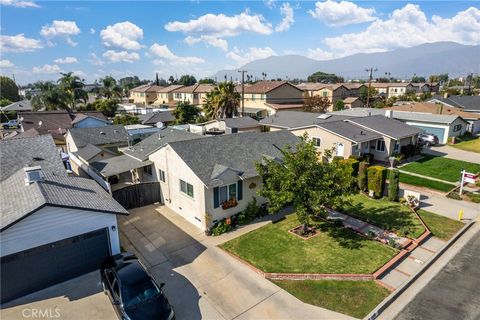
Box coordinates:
[1,228,110,303]
[411,125,446,143]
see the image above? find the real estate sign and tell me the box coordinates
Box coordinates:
[464,172,477,184]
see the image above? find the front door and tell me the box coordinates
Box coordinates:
[336,143,344,157]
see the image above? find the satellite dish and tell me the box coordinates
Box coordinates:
[20,116,24,122]
[38,121,43,127]
[156,122,164,129]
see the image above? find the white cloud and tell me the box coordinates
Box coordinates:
[309,0,376,27]
[264,0,276,9]
[183,35,228,51]
[0,0,39,8]
[323,5,480,56]
[102,50,140,63]
[0,59,14,68]
[40,20,80,46]
[306,48,338,60]
[90,28,95,34]
[72,70,87,78]
[32,64,62,74]
[88,53,105,66]
[54,56,78,64]
[100,21,143,50]
[0,33,43,52]
[149,43,205,66]
[275,3,294,32]
[226,46,276,66]
[165,11,272,37]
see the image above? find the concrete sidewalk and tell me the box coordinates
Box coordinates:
[418,190,480,221]
[398,169,456,185]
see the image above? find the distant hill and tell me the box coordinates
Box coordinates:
[213,42,480,81]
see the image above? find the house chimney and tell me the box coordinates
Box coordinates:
[385,110,393,118]
[24,166,44,185]
[443,92,449,99]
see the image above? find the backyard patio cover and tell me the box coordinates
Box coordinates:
[90,155,152,178]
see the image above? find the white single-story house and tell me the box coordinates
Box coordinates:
[189,117,261,135]
[0,135,127,303]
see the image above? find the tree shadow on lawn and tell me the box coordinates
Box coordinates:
[312,219,368,250]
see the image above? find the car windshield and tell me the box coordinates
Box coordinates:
[122,279,161,309]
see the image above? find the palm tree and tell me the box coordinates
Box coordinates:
[58,72,87,110]
[203,82,240,120]
[31,81,69,111]
[100,76,122,99]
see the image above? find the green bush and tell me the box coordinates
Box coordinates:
[388,169,400,201]
[363,153,374,164]
[446,191,462,200]
[348,155,362,161]
[238,197,261,225]
[332,156,344,163]
[358,161,369,192]
[466,192,480,203]
[211,218,233,236]
[344,158,360,176]
[367,166,387,198]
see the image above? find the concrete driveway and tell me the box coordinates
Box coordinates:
[423,145,480,163]
[119,205,354,320]
[0,271,116,320]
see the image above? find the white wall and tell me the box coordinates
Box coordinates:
[404,121,450,143]
[1,206,120,257]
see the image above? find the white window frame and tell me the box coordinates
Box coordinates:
[312,137,321,148]
[159,169,166,182]
[180,179,194,198]
[376,139,386,152]
[393,141,400,152]
[218,183,237,204]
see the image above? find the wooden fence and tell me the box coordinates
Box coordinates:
[112,182,161,209]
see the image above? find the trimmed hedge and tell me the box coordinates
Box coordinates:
[332,156,344,163]
[388,169,400,201]
[358,161,369,192]
[367,166,387,198]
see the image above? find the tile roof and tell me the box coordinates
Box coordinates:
[430,95,480,112]
[386,103,480,120]
[168,130,300,187]
[123,128,202,161]
[19,111,73,139]
[371,82,412,88]
[243,81,301,94]
[172,84,214,93]
[68,125,129,148]
[260,111,353,129]
[223,117,260,129]
[90,155,152,177]
[317,121,382,143]
[347,115,423,139]
[156,85,184,93]
[141,111,175,125]
[343,97,360,104]
[131,84,164,92]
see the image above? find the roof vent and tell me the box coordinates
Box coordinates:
[100,131,106,135]
[385,110,393,118]
[24,166,44,185]
[113,129,118,133]
[317,114,331,119]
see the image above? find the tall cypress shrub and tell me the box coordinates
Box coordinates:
[358,161,369,192]
[367,166,387,198]
[388,169,400,201]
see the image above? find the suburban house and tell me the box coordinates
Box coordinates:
[189,117,261,135]
[343,97,363,109]
[65,124,129,153]
[139,110,175,126]
[0,135,127,303]
[146,131,299,230]
[0,99,32,112]
[70,111,110,128]
[330,108,468,144]
[371,82,416,99]
[125,124,161,142]
[296,83,365,111]
[117,102,168,115]
[386,102,480,134]
[154,85,184,107]
[129,84,164,105]
[240,81,304,118]
[171,84,215,107]
[429,95,480,114]
[260,111,421,161]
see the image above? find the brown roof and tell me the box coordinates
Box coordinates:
[20,111,73,139]
[385,102,480,119]
[371,82,412,88]
[131,84,164,93]
[343,97,360,104]
[340,83,366,90]
[243,81,302,94]
[172,84,214,94]
[296,83,348,92]
[265,103,304,110]
[156,85,184,93]
[3,128,40,140]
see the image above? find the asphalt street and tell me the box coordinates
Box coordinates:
[395,229,480,320]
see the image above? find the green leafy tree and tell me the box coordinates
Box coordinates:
[333,99,345,111]
[113,114,140,125]
[178,75,197,86]
[411,76,426,83]
[307,71,343,83]
[172,101,200,124]
[203,82,240,120]
[0,76,20,102]
[256,134,354,234]
[198,78,215,84]
[58,72,87,110]
[359,86,378,107]
[100,76,123,99]
[31,81,69,111]
[388,169,400,201]
[0,98,12,107]
[92,99,118,117]
[358,161,369,192]
[168,76,177,84]
[303,95,330,113]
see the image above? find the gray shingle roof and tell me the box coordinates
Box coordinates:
[430,95,480,112]
[317,121,382,143]
[141,111,175,125]
[0,135,65,180]
[347,115,422,139]
[0,99,32,112]
[90,155,152,177]
[75,144,104,162]
[123,128,202,161]
[168,131,300,187]
[71,112,109,125]
[260,111,353,129]
[68,125,129,148]
[223,117,260,129]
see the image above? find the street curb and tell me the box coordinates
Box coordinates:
[365,220,476,320]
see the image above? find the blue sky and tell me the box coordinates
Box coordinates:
[1,0,479,84]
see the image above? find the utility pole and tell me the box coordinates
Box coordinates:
[365,67,377,108]
[238,69,247,116]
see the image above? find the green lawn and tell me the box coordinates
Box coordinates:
[399,172,455,192]
[418,210,464,240]
[335,194,426,238]
[401,155,480,182]
[273,280,390,319]
[449,135,480,154]
[221,214,397,274]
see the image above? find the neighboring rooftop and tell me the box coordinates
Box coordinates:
[347,115,423,139]
[0,100,32,112]
[265,103,304,110]
[260,111,353,129]
[430,95,480,112]
[123,127,202,161]
[19,111,73,140]
[131,84,164,92]
[90,155,152,178]
[172,83,214,93]
[156,85,184,93]
[343,97,360,104]
[243,81,301,94]
[71,111,109,125]
[223,117,260,129]
[168,130,300,187]
[317,121,382,143]
[385,103,480,120]
[140,111,175,125]
[68,125,129,148]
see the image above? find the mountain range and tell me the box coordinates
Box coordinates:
[213,42,480,81]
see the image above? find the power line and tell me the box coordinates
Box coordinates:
[238,69,247,116]
[365,67,377,108]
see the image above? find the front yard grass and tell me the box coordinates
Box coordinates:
[449,135,480,154]
[401,155,480,182]
[399,172,455,192]
[335,194,426,238]
[418,209,464,240]
[221,214,397,274]
[273,280,390,319]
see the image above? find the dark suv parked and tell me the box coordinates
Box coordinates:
[101,253,175,320]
